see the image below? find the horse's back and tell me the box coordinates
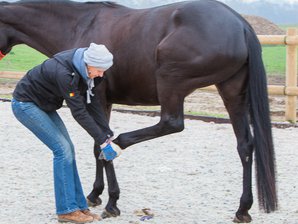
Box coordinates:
[104,1,251,103]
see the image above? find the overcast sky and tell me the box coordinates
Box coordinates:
[71,0,298,7]
[242,0,298,2]
[3,0,298,3]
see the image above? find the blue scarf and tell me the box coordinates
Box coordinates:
[72,48,94,104]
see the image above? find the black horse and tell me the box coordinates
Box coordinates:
[0,0,278,222]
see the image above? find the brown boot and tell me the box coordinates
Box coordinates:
[58,210,94,223]
[82,209,102,221]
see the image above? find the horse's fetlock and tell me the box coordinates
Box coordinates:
[94,184,104,193]
[109,190,120,199]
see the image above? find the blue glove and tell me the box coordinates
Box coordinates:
[100,144,117,161]
[99,138,121,161]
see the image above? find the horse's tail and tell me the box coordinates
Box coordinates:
[245,27,278,212]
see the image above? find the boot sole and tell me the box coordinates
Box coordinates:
[58,218,93,224]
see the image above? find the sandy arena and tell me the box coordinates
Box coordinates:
[0,102,298,224]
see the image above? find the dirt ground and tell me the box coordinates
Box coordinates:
[2,102,298,224]
[1,76,296,123]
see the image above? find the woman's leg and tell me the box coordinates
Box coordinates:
[48,111,89,210]
[11,99,82,214]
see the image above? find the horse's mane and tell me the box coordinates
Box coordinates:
[14,0,121,8]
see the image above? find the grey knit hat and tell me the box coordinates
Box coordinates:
[84,43,113,70]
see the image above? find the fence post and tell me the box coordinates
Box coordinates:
[285,28,298,122]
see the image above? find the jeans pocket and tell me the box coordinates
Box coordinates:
[19,102,36,111]
[11,99,38,122]
[11,99,20,116]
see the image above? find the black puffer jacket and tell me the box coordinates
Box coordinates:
[13,49,112,145]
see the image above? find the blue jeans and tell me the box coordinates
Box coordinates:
[11,99,89,215]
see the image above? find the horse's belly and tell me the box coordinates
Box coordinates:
[108,83,159,106]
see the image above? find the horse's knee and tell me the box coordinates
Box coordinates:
[160,117,184,134]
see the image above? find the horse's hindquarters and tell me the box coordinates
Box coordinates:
[155,1,249,93]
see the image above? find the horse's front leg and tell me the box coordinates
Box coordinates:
[86,147,120,218]
[87,147,104,207]
[113,86,185,149]
[101,160,120,218]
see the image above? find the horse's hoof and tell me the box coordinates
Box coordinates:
[233,213,252,223]
[86,197,102,207]
[101,207,121,219]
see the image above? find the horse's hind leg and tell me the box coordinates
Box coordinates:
[216,66,254,223]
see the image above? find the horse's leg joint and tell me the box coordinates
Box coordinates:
[160,116,184,134]
[113,116,184,149]
[237,141,253,164]
[108,189,120,200]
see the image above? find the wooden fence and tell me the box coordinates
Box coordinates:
[0,28,298,122]
[200,28,298,123]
